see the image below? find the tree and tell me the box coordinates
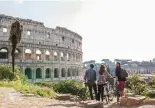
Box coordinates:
[9,21,23,72]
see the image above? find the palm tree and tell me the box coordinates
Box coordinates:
[9,20,23,72]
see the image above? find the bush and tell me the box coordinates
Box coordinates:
[0,64,28,85]
[124,88,132,93]
[148,76,155,88]
[53,80,89,100]
[0,64,56,98]
[0,64,22,81]
[52,80,82,94]
[142,90,155,98]
[35,82,54,88]
[127,75,147,95]
[35,87,56,97]
[35,80,89,100]
[75,87,89,100]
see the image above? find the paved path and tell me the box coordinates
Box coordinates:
[0,87,155,108]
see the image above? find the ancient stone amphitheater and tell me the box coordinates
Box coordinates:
[0,14,83,83]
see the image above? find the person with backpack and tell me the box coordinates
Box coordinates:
[115,62,128,97]
[84,64,97,100]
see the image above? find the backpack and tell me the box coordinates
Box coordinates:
[120,68,128,78]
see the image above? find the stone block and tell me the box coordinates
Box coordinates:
[55,94,71,100]
[120,97,128,105]
[120,96,146,106]
[125,93,135,97]
[144,99,155,104]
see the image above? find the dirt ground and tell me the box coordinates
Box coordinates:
[0,87,155,108]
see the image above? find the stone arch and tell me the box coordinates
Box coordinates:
[45,50,50,60]
[46,32,50,39]
[25,48,32,59]
[36,68,42,79]
[60,51,65,61]
[2,27,7,33]
[60,52,64,57]
[53,51,58,61]
[72,68,76,77]
[54,68,59,78]
[67,53,71,61]
[25,68,32,79]
[67,68,71,77]
[36,49,42,60]
[79,54,82,62]
[45,68,51,78]
[61,68,66,77]
[78,54,80,62]
[0,47,8,59]
[76,68,79,76]
[76,54,79,62]
[73,53,76,61]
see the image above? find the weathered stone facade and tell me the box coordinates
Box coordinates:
[0,14,83,83]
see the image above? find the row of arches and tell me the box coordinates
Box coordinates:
[25,68,79,79]
[0,47,82,61]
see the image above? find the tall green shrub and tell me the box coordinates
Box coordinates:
[52,80,82,94]
[148,76,155,88]
[53,80,89,100]
[35,80,89,100]
[127,75,147,95]
[0,64,22,81]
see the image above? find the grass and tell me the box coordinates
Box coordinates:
[0,64,56,98]
[0,80,56,98]
[35,80,89,100]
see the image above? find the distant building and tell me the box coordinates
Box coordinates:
[114,59,132,65]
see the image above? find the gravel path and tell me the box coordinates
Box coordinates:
[0,87,155,108]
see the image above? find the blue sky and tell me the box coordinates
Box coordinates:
[0,0,155,62]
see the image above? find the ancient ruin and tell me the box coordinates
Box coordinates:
[0,14,83,82]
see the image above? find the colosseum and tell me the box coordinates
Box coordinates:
[0,14,83,83]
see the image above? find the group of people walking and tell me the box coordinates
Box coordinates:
[84,62,127,102]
